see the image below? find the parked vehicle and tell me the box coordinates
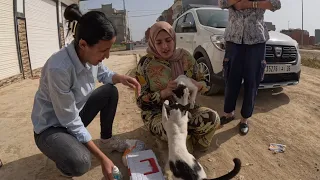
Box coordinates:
[172,7,301,95]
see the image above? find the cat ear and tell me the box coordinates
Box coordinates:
[162,100,170,121]
[164,104,171,115]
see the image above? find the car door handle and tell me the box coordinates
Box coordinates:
[180,37,183,39]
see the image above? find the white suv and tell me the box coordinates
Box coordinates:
[172,7,301,95]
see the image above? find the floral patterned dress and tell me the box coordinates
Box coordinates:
[135,49,220,150]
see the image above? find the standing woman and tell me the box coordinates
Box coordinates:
[31,4,140,179]
[218,0,281,135]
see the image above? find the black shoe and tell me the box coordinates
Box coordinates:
[239,122,249,135]
[220,116,235,125]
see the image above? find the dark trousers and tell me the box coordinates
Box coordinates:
[34,84,119,176]
[223,41,266,119]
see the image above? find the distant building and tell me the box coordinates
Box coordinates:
[309,36,316,45]
[315,29,320,44]
[90,4,129,43]
[265,22,276,31]
[172,0,183,20]
[182,0,218,10]
[281,29,310,45]
[157,6,174,25]
[145,27,150,42]
[172,0,218,20]
[157,15,166,22]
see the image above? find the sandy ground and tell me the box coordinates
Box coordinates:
[0,53,320,180]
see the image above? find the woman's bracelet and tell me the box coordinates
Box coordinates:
[252,1,258,8]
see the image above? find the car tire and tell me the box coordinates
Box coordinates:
[197,57,221,96]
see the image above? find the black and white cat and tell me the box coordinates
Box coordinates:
[172,75,198,109]
[162,85,241,180]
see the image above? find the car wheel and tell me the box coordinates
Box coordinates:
[197,57,221,96]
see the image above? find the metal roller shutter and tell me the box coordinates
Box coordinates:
[25,0,60,70]
[0,0,20,79]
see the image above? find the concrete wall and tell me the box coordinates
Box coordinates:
[281,29,311,45]
[90,4,128,43]
[182,0,218,9]
[315,29,320,44]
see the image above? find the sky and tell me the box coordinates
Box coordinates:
[79,0,319,41]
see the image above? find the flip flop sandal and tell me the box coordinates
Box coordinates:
[239,123,249,135]
[220,116,235,125]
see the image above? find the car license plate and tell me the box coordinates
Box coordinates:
[265,65,291,74]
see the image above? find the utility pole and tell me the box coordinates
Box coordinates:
[301,0,304,45]
[123,0,131,42]
[123,0,126,11]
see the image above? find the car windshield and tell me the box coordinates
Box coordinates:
[196,9,229,28]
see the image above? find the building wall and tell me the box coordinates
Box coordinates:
[145,28,150,42]
[182,0,218,7]
[309,36,315,45]
[91,4,128,43]
[265,22,276,31]
[172,0,183,20]
[315,29,320,44]
[281,29,311,45]
[0,0,78,87]
[167,7,174,25]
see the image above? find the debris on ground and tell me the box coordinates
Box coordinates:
[0,159,3,168]
[245,163,253,166]
[269,143,286,153]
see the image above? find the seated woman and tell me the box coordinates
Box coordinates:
[135,21,223,152]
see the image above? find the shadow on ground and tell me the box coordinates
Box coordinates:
[198,87,290,116]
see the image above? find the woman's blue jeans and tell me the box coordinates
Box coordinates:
[223,41,266,119]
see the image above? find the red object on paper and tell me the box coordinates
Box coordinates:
[140,158,160,175]
[126,150,164,180]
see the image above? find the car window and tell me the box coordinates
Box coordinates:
[196,9,228,28]
[183,13,197,33]
[185,13,195,26]
[175,15,185,33]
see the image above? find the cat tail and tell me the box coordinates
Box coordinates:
[207,158,241,180]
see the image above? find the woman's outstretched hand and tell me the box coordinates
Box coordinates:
[113,74,141,95]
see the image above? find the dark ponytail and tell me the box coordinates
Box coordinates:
[64,4,82,22]
[63,4,117,47]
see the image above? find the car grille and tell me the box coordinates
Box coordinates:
[265,45,297,64]
[261,72,300,83]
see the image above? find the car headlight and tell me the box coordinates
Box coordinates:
[211,35,226,51]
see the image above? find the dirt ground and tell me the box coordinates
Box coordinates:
[0,53,320,180]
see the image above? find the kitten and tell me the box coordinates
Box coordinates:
[162,87,241,180]
[172,75,198,109]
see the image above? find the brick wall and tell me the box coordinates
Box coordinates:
[0,18,32,88]
[59,24,65,48]
[18,18,32,78]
